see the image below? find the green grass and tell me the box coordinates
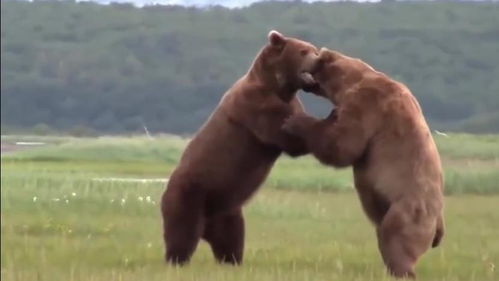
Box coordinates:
[434,133,499,160]
[1,135,186,163]
[2,133,498,194]
[1,179,498,281]
[1,134,499,280]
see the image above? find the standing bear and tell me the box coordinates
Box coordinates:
[161,31,319,265]
[283,48,445,278]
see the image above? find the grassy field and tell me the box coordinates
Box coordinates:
[1,134,498,281]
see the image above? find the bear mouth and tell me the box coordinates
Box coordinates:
[299,72,316,85]
[299,72,319,91]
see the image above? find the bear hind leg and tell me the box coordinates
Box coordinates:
[162,186,205,265]
[377,202,435,279]
[203,209,245,265]
[356,183,390,226]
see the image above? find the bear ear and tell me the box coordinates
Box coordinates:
[318,47,334,63]
[268,30,286,47]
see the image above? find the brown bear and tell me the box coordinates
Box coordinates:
[283,47,445,278]
[161,31,319,265]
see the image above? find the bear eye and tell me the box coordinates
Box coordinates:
[300,50,308,56]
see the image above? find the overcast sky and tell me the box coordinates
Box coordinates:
[76,0,383,8]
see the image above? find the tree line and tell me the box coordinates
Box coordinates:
[1,0,499,134]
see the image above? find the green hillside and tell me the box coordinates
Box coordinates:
[2,0,499,133]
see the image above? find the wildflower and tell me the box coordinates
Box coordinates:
[71,192,77,197]
[147,242,152,248]
[146,196,151,203]
[52,198,60,202]
[335,259,344,272]
[33,196,37,202]
[138,196,144,202]
[65,199,69,204]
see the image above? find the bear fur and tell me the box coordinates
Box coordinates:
[283,47,445,278]
[161,31,319,265]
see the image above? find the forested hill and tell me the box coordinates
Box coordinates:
[2,1,499,134]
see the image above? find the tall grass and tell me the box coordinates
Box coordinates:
[1,173,498,281]
[2,133,498,194]
[1,134,499,280]
[2,136,186,163]
[434,133,499,160]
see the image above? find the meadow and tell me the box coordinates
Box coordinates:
[1,133,498,281]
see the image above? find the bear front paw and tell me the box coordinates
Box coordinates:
[282,113,316,136]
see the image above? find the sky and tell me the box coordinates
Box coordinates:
[75,0,383,8]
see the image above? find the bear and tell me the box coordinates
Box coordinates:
[160,31,319,265]
[282,47,445,278]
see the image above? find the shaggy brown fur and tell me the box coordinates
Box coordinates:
[283,47,445,278]
[161,31,319,265]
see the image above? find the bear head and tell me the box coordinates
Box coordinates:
[263,30,320,92]
[307,47,365,105]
